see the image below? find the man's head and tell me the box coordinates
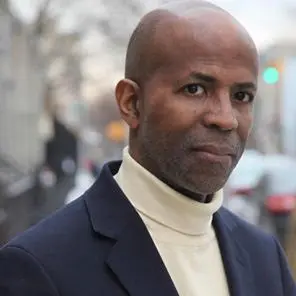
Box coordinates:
[115,0,258,201]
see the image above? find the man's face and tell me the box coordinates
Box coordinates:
[136,17,258,195]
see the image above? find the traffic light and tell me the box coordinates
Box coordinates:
[263,67,279,84]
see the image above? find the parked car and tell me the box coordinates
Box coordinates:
[263,155,296,244]
[226,151,296,242]
[225,150,265,226]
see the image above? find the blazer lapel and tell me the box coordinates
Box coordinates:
[84,161,179,296]
[85,161,257,296]
[106,217,179,296]
[214,209,256,296]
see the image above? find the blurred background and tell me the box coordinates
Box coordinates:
[1,0,296,276]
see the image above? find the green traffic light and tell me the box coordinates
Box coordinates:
[263,67,279,84]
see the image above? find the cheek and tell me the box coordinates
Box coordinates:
[237,110,253,139]
[143,93,198,132]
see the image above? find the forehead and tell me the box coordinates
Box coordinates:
[149,12,258,82]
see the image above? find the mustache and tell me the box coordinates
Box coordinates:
[180,132,242,154]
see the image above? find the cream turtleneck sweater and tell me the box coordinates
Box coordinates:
[114,148,230,296]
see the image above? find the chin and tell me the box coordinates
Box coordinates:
[183,176,228,195]
[168,179,224,202]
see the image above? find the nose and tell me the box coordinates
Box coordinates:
[202,96,238,131]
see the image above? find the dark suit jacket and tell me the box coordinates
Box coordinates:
[0,161,295,296]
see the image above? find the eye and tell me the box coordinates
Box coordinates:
[183,84,205,96]
[233,91,254,103]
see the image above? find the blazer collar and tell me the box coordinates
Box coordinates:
[84,161,179,296]
[84,161,255,296]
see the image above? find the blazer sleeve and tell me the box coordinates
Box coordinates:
[274,238,296,295]
[0,245,59,296]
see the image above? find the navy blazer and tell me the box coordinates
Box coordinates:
[0,161,295,296]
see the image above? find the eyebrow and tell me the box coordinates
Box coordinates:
[188,71,257,91]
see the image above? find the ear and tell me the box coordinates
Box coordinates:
[115,79,140,129]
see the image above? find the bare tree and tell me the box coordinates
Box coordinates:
[9,0,89,132]
[95,0,145,48]
[10,0,150,124]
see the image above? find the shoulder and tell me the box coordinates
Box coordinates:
[217,207,281,257]
[218,206,274,241]
[2,195,91,260]
[219,208,296,294]
[0,196,92,295]
[218,207,286,273]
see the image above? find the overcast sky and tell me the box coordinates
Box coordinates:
[10,0,296,50]
[10,0,296,99]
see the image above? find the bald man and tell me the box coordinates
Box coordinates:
[0,1,295,296]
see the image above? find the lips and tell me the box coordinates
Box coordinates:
[191,144,235,157]
[190,144,235,164]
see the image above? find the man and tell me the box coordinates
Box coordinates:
[1,1,295,295]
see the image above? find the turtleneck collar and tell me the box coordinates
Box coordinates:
[114,147,223,236]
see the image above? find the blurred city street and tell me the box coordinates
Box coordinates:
[1,0,296,281]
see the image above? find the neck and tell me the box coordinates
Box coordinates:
[158,177,213,203]
[114,146,224,236]
[129,146,213,204]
